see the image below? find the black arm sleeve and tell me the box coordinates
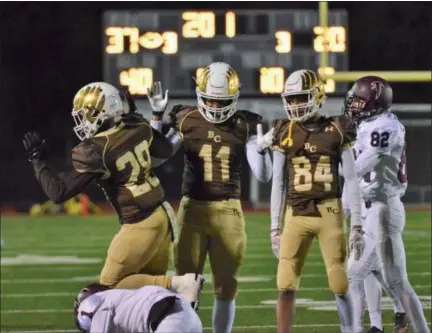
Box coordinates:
[32,160,99,203]
[149,129,173,159]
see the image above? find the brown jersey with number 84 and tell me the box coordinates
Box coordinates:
[271,116,356,216]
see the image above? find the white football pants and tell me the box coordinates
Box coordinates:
[155,298,203,333]
[348,229,403,333]
[363,196,429,333]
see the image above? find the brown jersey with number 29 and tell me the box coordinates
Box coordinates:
[271,116,356,216]
[71,115,165,224]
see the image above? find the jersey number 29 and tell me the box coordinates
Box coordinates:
[116,140,160,197]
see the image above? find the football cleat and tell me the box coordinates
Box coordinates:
[394,312,410,333]
[171,273,205,310]
[366,327,384,333]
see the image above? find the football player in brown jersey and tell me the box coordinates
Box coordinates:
[263,70,365,333]
[147,63,273,333]
[23,82,204,308]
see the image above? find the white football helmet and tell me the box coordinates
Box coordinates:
[281,69,326,122]
[195,62,240,123]
[72,82,135,141]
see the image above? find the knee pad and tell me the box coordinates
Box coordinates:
[328,264,349,295]
[213,278,238,300]
[277,258,300,291]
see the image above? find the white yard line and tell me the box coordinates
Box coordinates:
[2,271,430,285]
[2,259,430,270]
[2,282,431,298]
[2,304,431,314]
[1,323,431,333]
[1,250,427,257]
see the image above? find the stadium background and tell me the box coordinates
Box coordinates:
[0,1,430,210]
[0,2,430,332]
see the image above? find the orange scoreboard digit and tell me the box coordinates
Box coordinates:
[103,10,348,97]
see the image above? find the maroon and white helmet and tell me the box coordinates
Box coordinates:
[345,76,393,122]
[74,283,111,332]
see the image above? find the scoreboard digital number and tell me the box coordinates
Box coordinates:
[103,10,348,97]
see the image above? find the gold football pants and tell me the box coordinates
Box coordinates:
[99,206,172,288]
[174,196,246,300]
[277,198,348,295]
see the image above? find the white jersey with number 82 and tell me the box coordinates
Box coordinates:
[353,112,407,201]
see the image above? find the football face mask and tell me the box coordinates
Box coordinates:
[72,82,134,141]
[281,69,326,122]
[195,62,240,124]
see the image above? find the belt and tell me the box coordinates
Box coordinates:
[148,296,179,332]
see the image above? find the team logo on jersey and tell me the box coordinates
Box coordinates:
[304,142,317,152]
[371,81,384,100]
[208,131,221,142]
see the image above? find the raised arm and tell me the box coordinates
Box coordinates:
[23,132,100,204]
[147,82,182,167]
[246,124,273,182]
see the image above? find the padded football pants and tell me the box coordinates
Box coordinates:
[174,196,246,301]
[99,206,172,288]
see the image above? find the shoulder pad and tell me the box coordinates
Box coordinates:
[336,115,357,148]
[122,113,150,126]
[72,140,107,176]
[236,110,263,137]
[168,105,196,131]
[272,119,290,136]
[237,110,263,124]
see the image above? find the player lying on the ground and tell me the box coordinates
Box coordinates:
[266,69,364,333]
[23,82,204,306]
[146,62,273,333]
[74,283,203,333]
[342,76,430,333]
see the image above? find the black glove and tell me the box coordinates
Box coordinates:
[23,132,46,161]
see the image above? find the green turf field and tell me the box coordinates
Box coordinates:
[1,211,431,332]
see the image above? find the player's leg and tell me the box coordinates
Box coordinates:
[116,199,206,305]
[375,198,430,333]
[364,272,384,332]
[370,269,409,333]
[174,197,209,276]
[316,199,352,333]
[348,231,379,333]
[155,297,203,333]
[208,199,246,333]
[277,207,315,333]
[99,206,172,288]
[173,197,209,305]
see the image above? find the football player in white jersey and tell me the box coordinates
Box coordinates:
[343,76,430,333]
[74,283,203,333]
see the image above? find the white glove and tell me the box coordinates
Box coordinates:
[147,81,169,115]
[349,229,365,261]
[162,201,178,244]
[271,229,281,259]
[256,124,274,154]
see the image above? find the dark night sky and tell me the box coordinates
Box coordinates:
[0,2,430,203]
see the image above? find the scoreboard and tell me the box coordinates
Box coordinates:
[103,9,349,97]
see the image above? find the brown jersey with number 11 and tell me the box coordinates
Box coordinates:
[271,116,356,217]
[169,105,262,201]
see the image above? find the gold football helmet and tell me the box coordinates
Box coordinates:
[282,69,326,122]
[195,62,240,123]
[72,82,135,140]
